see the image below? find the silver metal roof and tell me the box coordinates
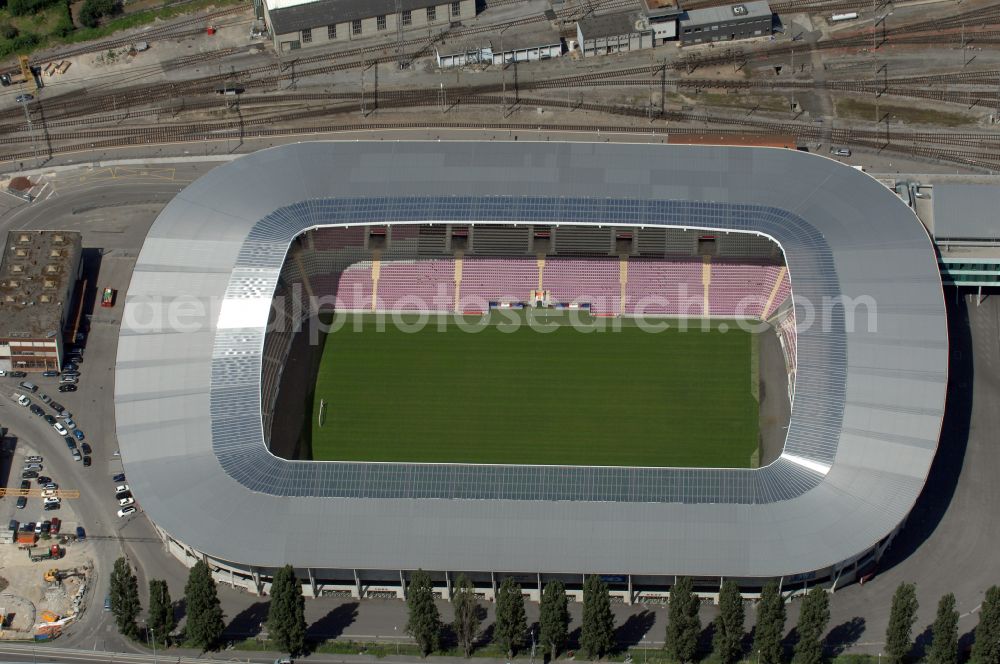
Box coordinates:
[115,142,947,577]
[932,183,1000,241]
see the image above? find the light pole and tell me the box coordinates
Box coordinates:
[150,625,157,663]
[17,83,39,169]
[499,25,511,119]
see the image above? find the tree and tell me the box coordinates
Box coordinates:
[539,580,570,659]
[406,569,441,656]
[267,565,307,657]
[792,587,829,664]
[972,586,1000,664]
[580,575,615,659]
[109,557,140,638]
[147,579,176,648]
[451,574,480,657]
[714,580,745,664]
[754,580,786,664]
[183,560,225,651]
[494,577,527,657]
[927,593,958,664]
[78,0,121,28]
[667,577,701,663]
[885,582,918,664]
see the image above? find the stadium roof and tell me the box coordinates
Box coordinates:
[115,142,947,578]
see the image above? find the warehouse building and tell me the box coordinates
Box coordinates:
[264,0,476,52]
[0,230,82,372]
[577,13,654,57]
[678,0,773,44]
[435,26,563,68]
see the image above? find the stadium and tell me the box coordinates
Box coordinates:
[115,141,948,601]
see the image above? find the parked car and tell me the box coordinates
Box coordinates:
[43,497,60,506]
[18,381,37,392]
[33,522,42,534]
[20,522,34,532]
[8,519,17,531]
[58,385,77,393]
[103,595,111,611]
[9,371,26,378]
[115,484,130,493]
[43,483,57,491]
[83,456,92,467]
[65,438,77,449]
[831,147,852,157]
[41,370,59,377]
[15,496,27,509]
[43,414,56,425]
[29,405,44,416]
[16,394,30,406]
[71,449,82,462]
[63,419,76,430]
[44,502,60,511]
[19,480,30,492]
[62,363,77,372]
[49,401,64,413]
[115,491,131,501]
[40,522,51,534]
[59,376,78,385]
[23,463,42,471]
[113,473,126,483]
[39,393,51,404]
[36,476,51,485]
[118,497,135,507]
[25,456,42,463]
[117,506,136,518]
[61,371,79,378]
[73,430,84,441]
[81,443,92,455]
[42,489,57,498]
[53,422,68,436]
[21,470,38,479]
[50,518,61,534]
[75,526,86,541]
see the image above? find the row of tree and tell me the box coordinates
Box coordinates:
[110,560,1000,663]
[108,557,309,656]
[408,574,1000,664]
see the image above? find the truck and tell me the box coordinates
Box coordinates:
[17,532,37,547]
[27,545,61,562]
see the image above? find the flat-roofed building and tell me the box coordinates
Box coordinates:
[435,25,563,68]
[577,13,653,57]
[264,0,475,52]
[679,0,772,44]
[0,230,82,372]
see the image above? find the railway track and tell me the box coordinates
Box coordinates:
[5,86,1000,171]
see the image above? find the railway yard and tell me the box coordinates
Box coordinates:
[0,0,999,171]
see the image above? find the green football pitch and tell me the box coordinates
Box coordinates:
[308,312,759,468]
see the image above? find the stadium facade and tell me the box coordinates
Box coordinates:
[115,141,948,601]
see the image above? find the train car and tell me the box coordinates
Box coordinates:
[831,12,860,21]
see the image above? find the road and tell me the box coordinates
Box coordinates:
[0,150,996,662]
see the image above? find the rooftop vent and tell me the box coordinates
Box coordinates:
[17,234,29,243]
[732,4,748,14]
[49,249,62,258]
[10,264,23,273]
[52,234,64,243]
[44,264,58,274]
[43,278,55,288]
[39,294,50,303]
[14,248,26,257]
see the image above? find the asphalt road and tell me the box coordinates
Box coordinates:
[0,154,996,662]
